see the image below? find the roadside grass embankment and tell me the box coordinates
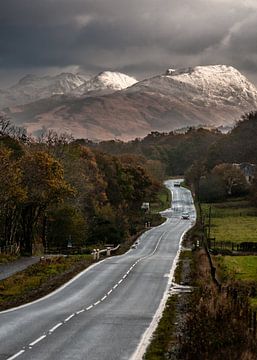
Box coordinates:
[0,255,93,311]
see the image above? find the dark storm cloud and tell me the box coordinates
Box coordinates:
[0,0,257,86]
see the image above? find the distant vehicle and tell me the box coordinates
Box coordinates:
[181,212,190,220]
[174,182,181,187]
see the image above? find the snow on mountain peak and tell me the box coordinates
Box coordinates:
[96,71,137,90]
[72,71,138,96]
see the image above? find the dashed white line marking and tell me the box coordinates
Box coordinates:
[118,279,123,284]
[49,322,62,333]
[64,313,75,322]
[123,274,127,279]
[7,350,25,360]
[107,289,112,295]
[29,335,46,347]
[101,295,107,301]
[113,284,118,289]
[94,301,100,306]
[76,309,85,314]
[86,305,93,310]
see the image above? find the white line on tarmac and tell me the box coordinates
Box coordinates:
[29,335,46,347]
[76,309,85,314]
[6,350,25,360]
[86,305,93,310]
[49,323,63,333]
[64,313,75,322]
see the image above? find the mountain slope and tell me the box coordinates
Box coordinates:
[6,65,257,140]
[0,73,89,108]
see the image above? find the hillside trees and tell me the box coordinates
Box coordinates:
[19,151,73,254]
[0,147,26,247]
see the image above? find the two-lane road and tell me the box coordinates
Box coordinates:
[0,180,195,360]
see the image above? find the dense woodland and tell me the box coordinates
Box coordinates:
[0,116,160,255]
[1,111,257,255]
[86,111,257,203]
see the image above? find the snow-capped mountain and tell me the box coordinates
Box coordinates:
[5,65,257,140]
[72,71,138,96]
[0,71,137,109]
[0,73,89,108]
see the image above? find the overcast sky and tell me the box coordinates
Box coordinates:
[0,0,257,87]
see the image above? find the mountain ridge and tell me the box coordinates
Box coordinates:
[4,65,257,140]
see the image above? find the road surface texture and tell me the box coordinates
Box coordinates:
[0,257,40,281]
[0,179,195,360]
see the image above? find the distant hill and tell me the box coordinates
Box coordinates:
[4,65,257,140]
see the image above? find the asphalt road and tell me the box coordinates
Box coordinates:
[0,179,195,360]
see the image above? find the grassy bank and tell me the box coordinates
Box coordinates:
[0,255,93,310]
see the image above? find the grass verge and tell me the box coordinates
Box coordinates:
[0,255,93,311]
[143,296,178,360]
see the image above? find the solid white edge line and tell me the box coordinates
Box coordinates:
[29,334,47,347]
[49,322,62,333]
[6,350,25,360]
[64,313,75,322]
[130,181,196,360]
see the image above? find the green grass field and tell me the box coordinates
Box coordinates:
[216,255,257,282]
[202,200,257,243]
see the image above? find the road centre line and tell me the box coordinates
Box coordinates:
[64,313,75,322]
[49,323,63,333]
[5,219,175,360]
[76,309,85,315]
[6,350,25,360]
[29,335,47,347]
